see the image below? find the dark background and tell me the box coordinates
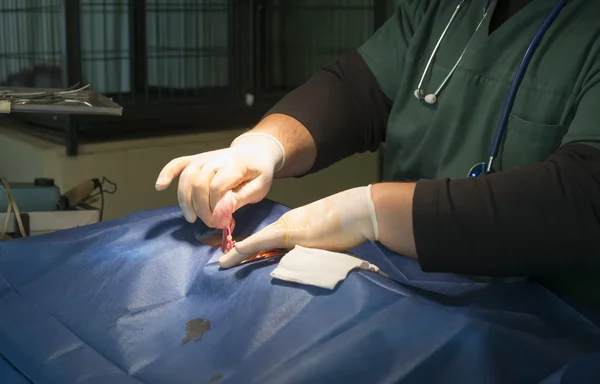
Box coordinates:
[0,0,392,155]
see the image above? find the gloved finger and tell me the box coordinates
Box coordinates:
[230,175,271,208]
[218,219,289,268]
[210,174,270,228]
[191,163,219,227]
[210,177,268,230]
[178,164,200,223]
[208,164,247,212]
[156,156,192,190]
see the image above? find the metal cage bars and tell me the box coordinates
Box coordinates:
[4,0,388,155]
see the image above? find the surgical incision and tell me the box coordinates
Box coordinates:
[196,228,286,265]
[221,219,236,254]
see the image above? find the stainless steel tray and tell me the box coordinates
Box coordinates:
[0,84,123,116]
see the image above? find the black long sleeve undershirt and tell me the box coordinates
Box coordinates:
[265,50,391,174]
[414,143,600,276]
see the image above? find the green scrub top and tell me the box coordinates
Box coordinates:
[357,0,600,306]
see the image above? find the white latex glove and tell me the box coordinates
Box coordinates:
[218,185,380,268]
[155,133,286,228]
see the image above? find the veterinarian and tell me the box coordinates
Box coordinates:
[156,0,600,304]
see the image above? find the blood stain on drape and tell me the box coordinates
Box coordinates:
[181,317,211,344]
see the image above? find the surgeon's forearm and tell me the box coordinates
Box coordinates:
[262,51,390,176]
[412,144,600,276]
[245,113,318,178]
[370,182,418,258]
[241,51,389,178]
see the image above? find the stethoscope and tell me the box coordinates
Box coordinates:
[413,0,567,178]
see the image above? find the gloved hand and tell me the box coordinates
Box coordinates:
[218,185,380,268]
[155,132,286,228]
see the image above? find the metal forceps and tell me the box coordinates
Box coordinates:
[0,83,94,107]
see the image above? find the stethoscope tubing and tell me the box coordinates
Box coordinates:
[487,0,567,171]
